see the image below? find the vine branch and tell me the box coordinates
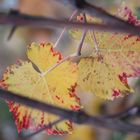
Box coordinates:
[0,88,140,134]
[0,9,140,37]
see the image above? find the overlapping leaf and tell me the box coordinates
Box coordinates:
[78,53,133,100]
[0,43,80,134]
[70,6,140,100]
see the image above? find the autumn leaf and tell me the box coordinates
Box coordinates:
[70,9,140,52]
[78,53,133,100]
[0,43,80,134]
[69,6,140,100]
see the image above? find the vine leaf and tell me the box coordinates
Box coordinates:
[78,53,133,100]
[69,7,140,51]
[0,43,80,134]
[70,6,140,100]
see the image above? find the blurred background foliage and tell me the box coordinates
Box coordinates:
[0,0,140,140]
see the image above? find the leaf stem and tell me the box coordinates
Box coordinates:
[76,13,87,56]
[90,30,99,52]
[40,53,76,76]
[54,9,78,48]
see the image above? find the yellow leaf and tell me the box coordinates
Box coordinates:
[1,43,80,134]
[70,7,140,100]
[106,51,140,77]
[78,53,133,100]
[70,7,140,51]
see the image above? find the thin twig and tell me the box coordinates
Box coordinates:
[7,25,17,40]
[7,10,20,40]
[0,88,140,134]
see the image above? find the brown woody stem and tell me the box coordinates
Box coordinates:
[0,88,140,134]
[0,11,140,36]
